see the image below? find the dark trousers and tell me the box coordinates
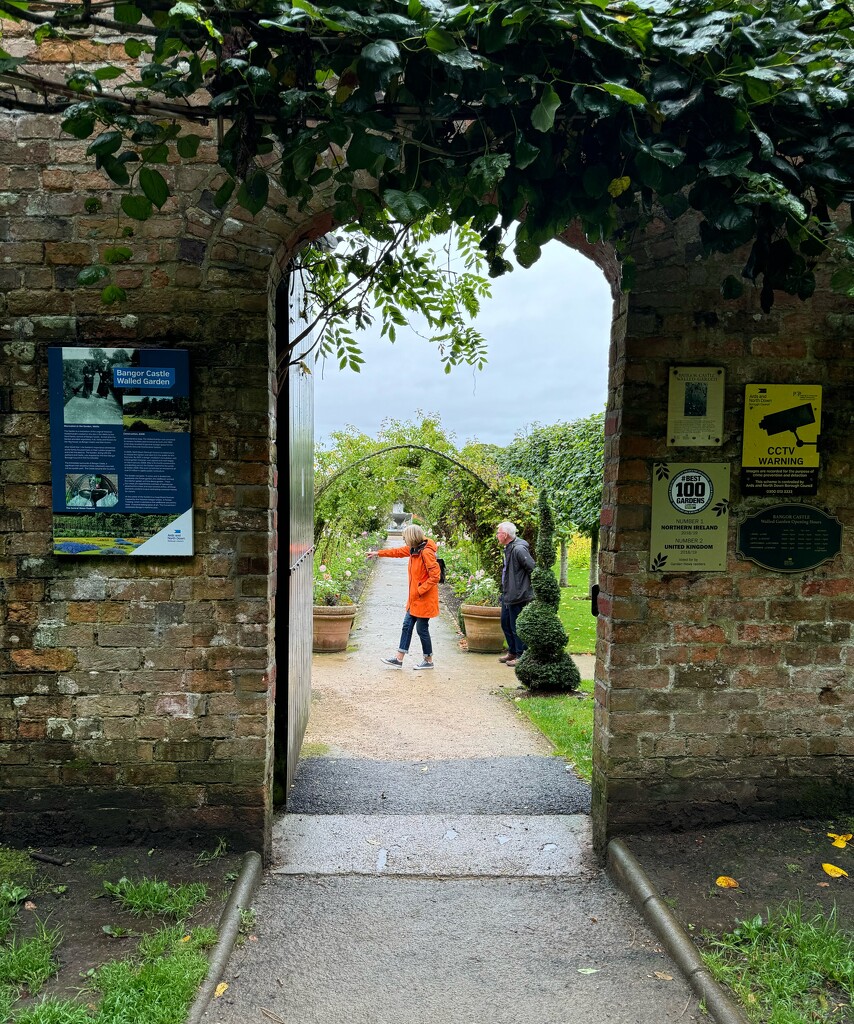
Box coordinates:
[398,611,432,657]
[500,598,528,656]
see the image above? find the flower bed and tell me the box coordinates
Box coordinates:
[313,532,382,605]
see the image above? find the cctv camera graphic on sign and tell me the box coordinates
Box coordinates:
[758,402,817,448]
[742,384,822,497]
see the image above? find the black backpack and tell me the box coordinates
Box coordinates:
[437,557,446,584]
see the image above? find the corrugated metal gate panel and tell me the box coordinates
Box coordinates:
[284,269,314,797]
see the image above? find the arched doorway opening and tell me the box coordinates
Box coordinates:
[274,222,620,850]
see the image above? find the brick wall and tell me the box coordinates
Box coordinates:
[0,10,315,848]
[2,13,852,855]
[592,213,854,851]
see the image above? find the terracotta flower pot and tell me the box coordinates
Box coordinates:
[460,603,505,653]
[312,604,357,653]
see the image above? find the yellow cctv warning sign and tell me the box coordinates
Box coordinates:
[742,384,822,496]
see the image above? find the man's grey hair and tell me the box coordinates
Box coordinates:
[497,521,517,539]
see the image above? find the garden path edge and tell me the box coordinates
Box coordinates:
[606,839,749,1024]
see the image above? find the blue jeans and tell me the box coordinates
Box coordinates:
[398,611,432,658]
[500,598,528,656]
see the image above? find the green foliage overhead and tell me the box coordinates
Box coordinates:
[2,0,853,327]
[289,218,491,378]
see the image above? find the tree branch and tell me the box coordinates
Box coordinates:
[0,70,215,122]
[276,224,413,380]
[0,0,160,35]
[0,91,69,113]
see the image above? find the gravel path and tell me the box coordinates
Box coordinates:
[304,537,590,761]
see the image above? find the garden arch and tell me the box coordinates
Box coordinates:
[315,444,499,500]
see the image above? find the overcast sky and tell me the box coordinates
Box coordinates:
[313,235,613,449]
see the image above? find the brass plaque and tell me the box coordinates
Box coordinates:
[650,463,731,572]
[667,366,725,446]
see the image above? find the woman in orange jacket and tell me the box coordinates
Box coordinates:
[368,524,441,670]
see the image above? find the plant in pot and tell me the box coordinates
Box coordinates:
[312,564,357,653]
[458,571,505,653]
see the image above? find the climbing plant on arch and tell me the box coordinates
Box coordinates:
[313,417,538,569]
[2,0,853,367]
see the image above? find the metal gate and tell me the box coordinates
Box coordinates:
[276,268,314,800]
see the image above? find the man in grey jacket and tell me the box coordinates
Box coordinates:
[496,520,535,667]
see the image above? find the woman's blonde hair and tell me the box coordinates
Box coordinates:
[402,524,425,548]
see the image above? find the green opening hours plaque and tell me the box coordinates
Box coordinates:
[736,504,842,573]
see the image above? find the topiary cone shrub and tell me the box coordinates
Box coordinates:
[515,490,581,693]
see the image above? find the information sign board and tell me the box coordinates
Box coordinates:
[741,384,822,496]
[650,463,731,572]
[736,504,842,573]
[48,346,193,556]
[666,366,725,446]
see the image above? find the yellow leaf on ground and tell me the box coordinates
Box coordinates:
[827,833,852,848]
[214,983,229,998]
[180,935,191,943]
[822,863,849,878]
[654,972,674,981]
[715,876,739,889]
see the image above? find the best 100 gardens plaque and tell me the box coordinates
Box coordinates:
[48,346,193,556]
[649,463,731,572]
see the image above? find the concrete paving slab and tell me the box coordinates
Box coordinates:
[288,756,591,815]
[271,813,593,877]
[205,875,702,1024]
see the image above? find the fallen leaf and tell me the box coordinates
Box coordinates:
[577,967,600,975]
[180,935,191,943]
[214,982,229,998]
[827,833,852,849]
[654,972,674,981]
[818,882,830,888]
[822,863,849,879]
[715,876,739,889]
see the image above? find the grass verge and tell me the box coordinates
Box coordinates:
[702,903,854,1023]
[0,845,226,1024]
[11,924,217,1024]
[513,679,594,781]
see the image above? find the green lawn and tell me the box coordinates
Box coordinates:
[513,679,595,782]
[558,567,597,654]
[510,566,596,782]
